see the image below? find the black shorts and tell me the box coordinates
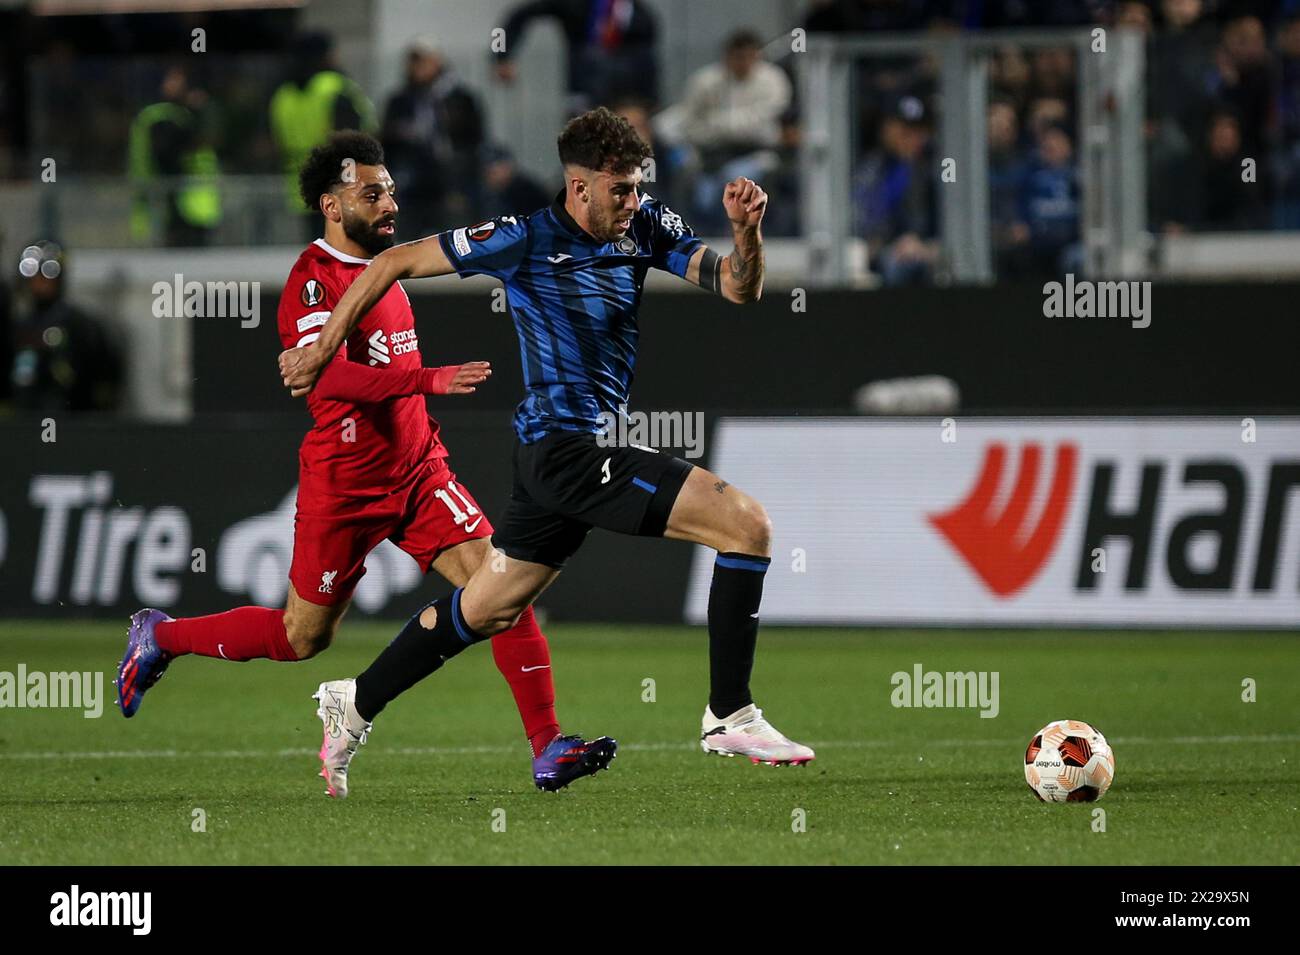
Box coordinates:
[492,430,695,568]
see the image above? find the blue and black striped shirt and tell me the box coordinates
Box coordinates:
[438,190,703,443]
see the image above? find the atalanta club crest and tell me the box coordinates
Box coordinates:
[617,236,638,255]
[300,279,327,308]
[468,221,496,241]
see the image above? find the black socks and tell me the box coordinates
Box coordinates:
[353,559,769,725]
[354,589,485,721]
[706,552,770,720]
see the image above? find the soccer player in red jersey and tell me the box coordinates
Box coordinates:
[115,131,615,795]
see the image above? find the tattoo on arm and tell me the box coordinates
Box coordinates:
[726,226,764,300]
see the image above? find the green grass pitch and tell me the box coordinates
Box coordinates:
[0,621,1296,865]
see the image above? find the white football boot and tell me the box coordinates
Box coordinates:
[700,703,815,766]
[313,679,372,798]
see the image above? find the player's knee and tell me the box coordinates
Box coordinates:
[284,613,337,660]
[288,628,334,660]
[476,607,522,637]
[730,496,773,556]
[459,587,525,637]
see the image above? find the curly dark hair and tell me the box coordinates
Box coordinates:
[556,106,652,174]
[298,130,385,212]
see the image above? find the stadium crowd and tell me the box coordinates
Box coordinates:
[4,0,1300,413]
[830,0,1300,282]
[3,2,1299,243]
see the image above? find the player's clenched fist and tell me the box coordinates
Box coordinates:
[722,177,767,228]
[279,343,328,397]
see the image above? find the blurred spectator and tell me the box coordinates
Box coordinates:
[1149,0,1217,145]
[987,99,1031,274]
[1208,15,1273,158]
[9,242,122,414]
[612,95,654,146]
[493,0,659,114]
[991,44,1034,110]
[852,94,938,286]
[218,69,281,175]
[1017,121,1081,276]
[678,30,791,156]
[1274,15,1300,227]
[610,95,681,208]
[1025,95,1072,143]
[807,0,935,157]
[1146,109,1198,233]
[1116,0,1154,33]
[1028,47,1077,108]
[762,110,805,237]
[270,32,377,217]
[480,144,552,217]
[1197,109,1270,229]
[381,39,485,238]
[667,29,792,232]
[127,65,222,247]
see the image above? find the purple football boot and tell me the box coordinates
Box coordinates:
[115,608,174,718]
[532,734,618,792]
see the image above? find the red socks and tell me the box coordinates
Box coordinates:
[154,607,298,662]
[153,604,559,756]
[490,606,561,757]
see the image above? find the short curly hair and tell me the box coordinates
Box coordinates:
[557,106,652,174]
[298,130,385,212]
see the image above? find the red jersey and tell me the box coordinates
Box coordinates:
[278,238,446,497]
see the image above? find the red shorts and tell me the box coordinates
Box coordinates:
[290,458,493,606]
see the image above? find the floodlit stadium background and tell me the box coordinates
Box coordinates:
[1,0,1297,629]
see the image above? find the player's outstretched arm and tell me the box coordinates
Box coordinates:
[312,357,491,404]
[279,236,457,397]
[687,176,766,304]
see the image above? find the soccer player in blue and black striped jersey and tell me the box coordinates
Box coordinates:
[281,108,814,786]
